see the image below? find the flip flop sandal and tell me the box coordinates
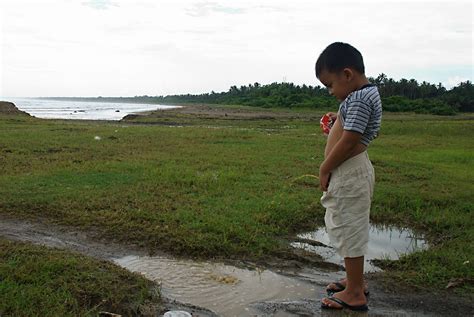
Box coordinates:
[321,296,369,312]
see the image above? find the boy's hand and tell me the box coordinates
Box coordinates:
[326,112,337,122]
[319,168,331,191]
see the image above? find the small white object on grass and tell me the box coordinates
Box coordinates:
[94,136,101,140]
[163,311,192,317]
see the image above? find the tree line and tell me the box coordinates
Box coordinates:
[371,74,472,115]
[47,74,473,115]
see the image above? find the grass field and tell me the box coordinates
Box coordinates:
[0,106,473,314]
[0,238,160,316]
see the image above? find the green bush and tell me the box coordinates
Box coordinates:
[383,95,457,115]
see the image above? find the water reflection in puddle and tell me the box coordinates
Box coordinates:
[113,225,427,316]
[113,255,337,316]
[291,224,428,272]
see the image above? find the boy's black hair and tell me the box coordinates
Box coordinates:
[315,42,365,78]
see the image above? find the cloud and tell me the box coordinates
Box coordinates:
[82,0,119,10]
[186,2,246,17]
[251,4,287,13]
[141,42,176,53]
[1,0,472,97]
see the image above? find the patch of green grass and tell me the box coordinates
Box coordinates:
[0,113,324,257]
[367,115,474,292]
[0,238,161,316]
[0,109,473,294]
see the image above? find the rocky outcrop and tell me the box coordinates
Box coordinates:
[0,101,30,116]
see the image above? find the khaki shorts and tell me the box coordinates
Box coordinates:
[320,151,375,258]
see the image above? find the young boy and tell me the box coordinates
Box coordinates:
[316,42,382,311]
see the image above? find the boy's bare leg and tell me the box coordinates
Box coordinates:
[322,256,367,307]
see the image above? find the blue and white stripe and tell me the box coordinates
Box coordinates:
[339,85,382,146]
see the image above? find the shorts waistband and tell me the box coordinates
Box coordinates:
[331,151,372,178]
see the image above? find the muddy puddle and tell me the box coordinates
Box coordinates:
[3,216,470,317]
[291,224,428,273]
[113,224,428,316]
[114,255,342,316]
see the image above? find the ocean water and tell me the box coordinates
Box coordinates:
[6,98,180,121]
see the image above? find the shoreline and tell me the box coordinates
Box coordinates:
[3,98,181,121]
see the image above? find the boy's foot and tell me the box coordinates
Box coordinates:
[321,296,369,311]
[326,278,369,296]
[321,290,368,311]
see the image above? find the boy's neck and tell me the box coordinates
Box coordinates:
[353,75,370,91]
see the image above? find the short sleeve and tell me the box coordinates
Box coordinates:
[343,100,371,134]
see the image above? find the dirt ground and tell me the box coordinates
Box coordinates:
[0,101,30,116]
[122,103,323,122]
[1,214,472,317]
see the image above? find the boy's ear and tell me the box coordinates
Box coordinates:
[342,68,354,81]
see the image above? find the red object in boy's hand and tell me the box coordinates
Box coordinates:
[320,114,334,136]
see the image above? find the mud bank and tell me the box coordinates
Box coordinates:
[0,101,31,116]
[121,103,321,122]
[1,215,472,316]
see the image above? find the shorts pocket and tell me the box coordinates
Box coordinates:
[331,172,372,199]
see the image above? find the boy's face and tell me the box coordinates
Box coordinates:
[318,69,353,101]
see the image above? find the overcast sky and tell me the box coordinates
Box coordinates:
[0,0,472,97]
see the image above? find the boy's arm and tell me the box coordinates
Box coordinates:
[319,130,362,191]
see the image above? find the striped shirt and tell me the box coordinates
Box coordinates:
[339,84,382,146]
